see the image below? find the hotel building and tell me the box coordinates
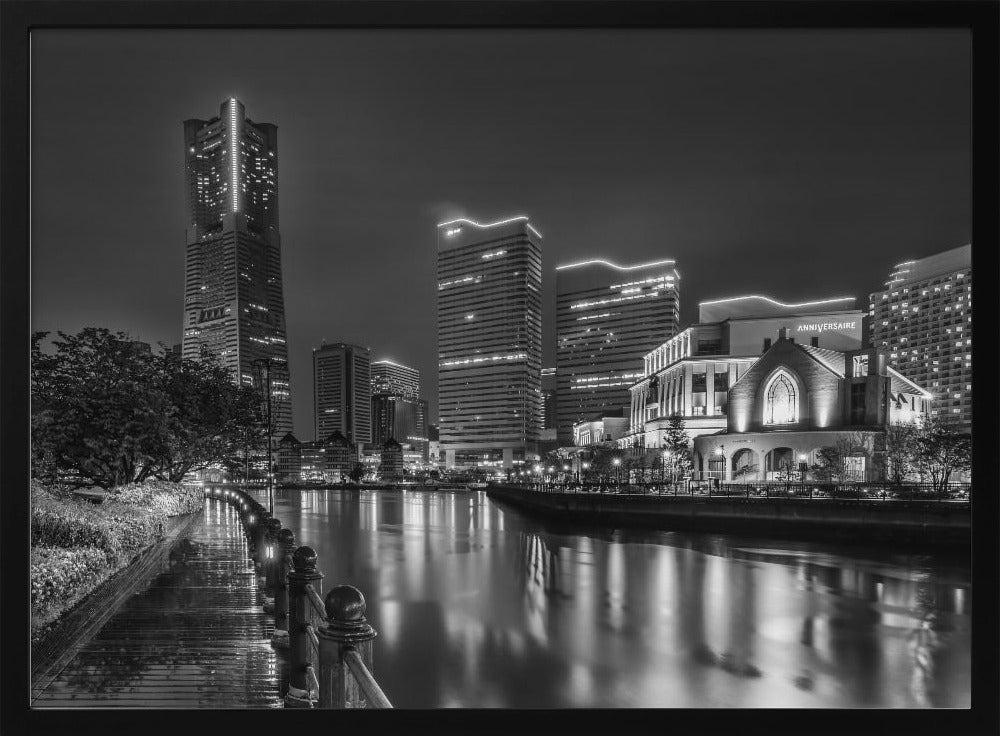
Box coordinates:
[868,244,972,430]
[693,329,931,481]
[624,295,864,453]
[181,97,292,435]
[436,216,543,469]
[313,342,371,446]
[556,258,680,445]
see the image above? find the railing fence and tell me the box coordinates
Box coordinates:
[206,486,393,709]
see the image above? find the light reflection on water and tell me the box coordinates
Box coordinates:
[266,487,970,709]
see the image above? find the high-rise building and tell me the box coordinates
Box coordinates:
[555,258,681,445]
[436,215,543,469]
[371,359,420,399]
[181,97,292,435]
[868,244,972,430]
[371,395,429,462]
[541,367,557,431]
[313,342,371,445]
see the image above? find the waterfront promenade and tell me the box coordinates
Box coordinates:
[32,499,283,708]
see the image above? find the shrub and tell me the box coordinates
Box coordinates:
[104,480,204,517]
[31,545,110,623]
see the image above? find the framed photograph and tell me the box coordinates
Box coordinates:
[3,2,997,734]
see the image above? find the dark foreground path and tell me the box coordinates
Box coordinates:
[33,499,283,708]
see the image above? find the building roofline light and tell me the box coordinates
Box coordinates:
[556,258,677,272]
[698,295,856,309]
[437,216,543,239]
[373,359,415,371]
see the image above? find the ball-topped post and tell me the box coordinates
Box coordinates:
[317,584,378,708]
[285,545,323,708]
[271,528,296,647]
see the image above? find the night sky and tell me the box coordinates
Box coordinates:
[31,30,970,441]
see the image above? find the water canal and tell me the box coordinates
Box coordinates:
[250,486,970,709]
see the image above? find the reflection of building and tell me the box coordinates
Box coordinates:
[692,328,931,481]
[437,216,543,469]
[573,410,628,447]
[313,342,371,447]
[868,244,971,430]
[181,97,292,435]
[625,295,864,453]
[556,258,680,445]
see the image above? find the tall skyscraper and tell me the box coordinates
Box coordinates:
[869,244,972,430]
[313,342,371,445]
[181,97,292,435]
[436,215,543,469]
[371,358,427,461]
[371,360,420,399]
[555,258,680,445]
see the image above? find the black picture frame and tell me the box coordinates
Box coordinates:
[3,2,997,735]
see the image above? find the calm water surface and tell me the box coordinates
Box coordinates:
[263,487,970,709]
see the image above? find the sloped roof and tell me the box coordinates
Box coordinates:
[798,344,846,377]
[279,432,300,445]
[887,367,933,399]
[325,430,349,446]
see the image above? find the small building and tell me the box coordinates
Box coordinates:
[380,438,404,480]
[572,410,629,447]
[276,432,302,483]
[692,328,931,481]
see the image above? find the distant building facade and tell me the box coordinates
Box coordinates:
[868,244,971,430]
[371,359,420,399]
[380,438,404,479]
[313,342,371,447]
[181,97,292,436]
[555,258,680,445]
[624,295,865,454]
[436,216,543,469]
[573,412,629,447]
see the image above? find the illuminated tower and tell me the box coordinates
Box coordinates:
[181,97,292,435]
[555,258,680,445]
[869,244,971,430]
[436,216,543,469]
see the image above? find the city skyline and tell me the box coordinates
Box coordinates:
[30,30,970,440]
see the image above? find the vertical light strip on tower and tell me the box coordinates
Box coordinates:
[229,98,240,212]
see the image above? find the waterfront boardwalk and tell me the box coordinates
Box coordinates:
[33,499,283,708]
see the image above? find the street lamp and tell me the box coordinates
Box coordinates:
[252,357,275,514]
[714,444,726,483]
[613,456,622,485]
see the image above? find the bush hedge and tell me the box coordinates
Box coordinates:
[31,545,110,626]
[30,479,204,638]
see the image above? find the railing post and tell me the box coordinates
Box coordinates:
[317,585,377,709]
[264,518,282,603]
[272,528,295,648]
[285,546,323,708]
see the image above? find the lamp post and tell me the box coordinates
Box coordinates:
[252,357,274,514]
[714,444,726,485]
[613,456,622,486]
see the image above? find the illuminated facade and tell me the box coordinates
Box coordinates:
[181,97,291,435]
[313,342,371,446]
[693,329,932,481]
[556,258,680,445]
[868,244,971,430]
[372,359,420,400]
[437,216,543,469]
[624,295,864,453]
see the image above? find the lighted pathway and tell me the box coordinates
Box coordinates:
[33,499,284,708]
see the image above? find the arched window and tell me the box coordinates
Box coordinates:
[764,371,798,425]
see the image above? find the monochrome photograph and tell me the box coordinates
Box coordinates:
[11,8,990,720]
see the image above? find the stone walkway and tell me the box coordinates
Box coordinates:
[33,498,283,708]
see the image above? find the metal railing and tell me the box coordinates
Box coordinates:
[206,486,393,709]
[497,479,971,503]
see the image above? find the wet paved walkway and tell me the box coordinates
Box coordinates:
[33,499,283,708]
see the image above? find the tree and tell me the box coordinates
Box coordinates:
[662,415,693,480]
[883,421,919,484]
[31,327,266,489]
[348,463,365,484]
[912,416,971,491]
[810,446,843,482]
[32,329,171,488]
